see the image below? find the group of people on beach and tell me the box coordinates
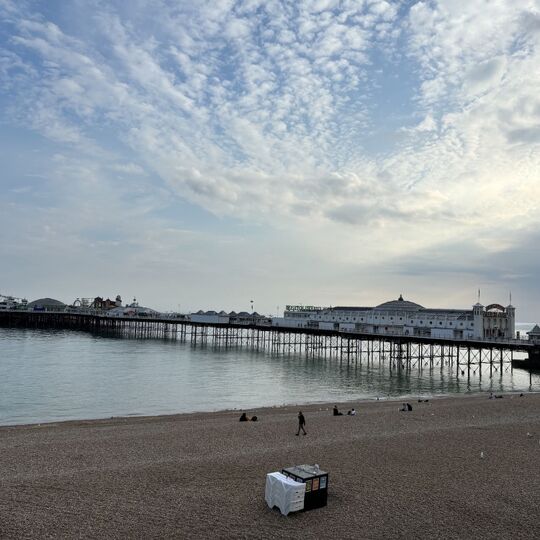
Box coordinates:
[239,412,258,422]
[239,410,307,435]
[240,405,359,437]
[241,391,522,436]
[297,405,358,435]
[241,397,441,435]
[333,405,356,416]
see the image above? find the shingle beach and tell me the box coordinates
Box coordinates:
[1,393,539,539]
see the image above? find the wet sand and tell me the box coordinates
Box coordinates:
[1,393,539,539]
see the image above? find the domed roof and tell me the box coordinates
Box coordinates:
[375,294,424,311]
[27,298,66,307]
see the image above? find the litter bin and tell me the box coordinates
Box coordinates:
[281,464,328,510]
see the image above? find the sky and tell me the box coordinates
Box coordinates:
[1,0,539,319]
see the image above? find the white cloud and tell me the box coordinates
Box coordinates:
[225,18,251,40]
[307,0,340,14]
[402,113,438,133]
[1,0,540,315]
[111,163,146,175]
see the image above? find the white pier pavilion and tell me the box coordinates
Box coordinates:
[277,295,515,339]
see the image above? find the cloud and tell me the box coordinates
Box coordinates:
[111,162,146,175]
[1,0,540,314]
[401,113,437,133]
[506,126,540,144]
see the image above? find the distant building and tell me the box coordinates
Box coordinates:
[527,325,540,344]
[189,310,269,325]
[27,298,66,312]
[92,295,122,310]
[279,295,516,339]
[106,298,157,317]
[190,310,229,324]
[0,295,28,310]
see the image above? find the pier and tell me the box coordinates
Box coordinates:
[1,310,538,378]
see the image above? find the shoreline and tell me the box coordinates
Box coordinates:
[1,392,539,538]
[2,389,536,430]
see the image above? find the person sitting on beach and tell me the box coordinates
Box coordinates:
[333,405,343,416]
[399,403,413,412]
[239,412,249,421]
[347,408,356,416]
[251,415,258,422]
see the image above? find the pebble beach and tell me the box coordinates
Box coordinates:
[1,393,539,539]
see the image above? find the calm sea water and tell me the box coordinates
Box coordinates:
[1,325,539,426]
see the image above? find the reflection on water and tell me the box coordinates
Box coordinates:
[1,327,539,426]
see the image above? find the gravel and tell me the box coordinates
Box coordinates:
[1,393,539,539]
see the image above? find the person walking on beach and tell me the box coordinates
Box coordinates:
[296,411,307,436]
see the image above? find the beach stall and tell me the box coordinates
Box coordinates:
[281,464,328,510]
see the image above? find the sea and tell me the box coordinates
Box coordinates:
[1,324,539,426]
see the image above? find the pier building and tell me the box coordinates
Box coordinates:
[527,325,540,344]
[27,298,65,312]
[106,298,158,317]
[278,295,515,339]
[0,294,28,310]
[190,310,268,325]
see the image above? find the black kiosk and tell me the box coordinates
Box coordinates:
[281,464,328,510]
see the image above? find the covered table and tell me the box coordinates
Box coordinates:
[281,464,328,510]
[265,472,306,516]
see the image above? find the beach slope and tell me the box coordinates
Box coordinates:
[1,394,539,539]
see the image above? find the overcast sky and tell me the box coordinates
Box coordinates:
[1,0,539,319]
